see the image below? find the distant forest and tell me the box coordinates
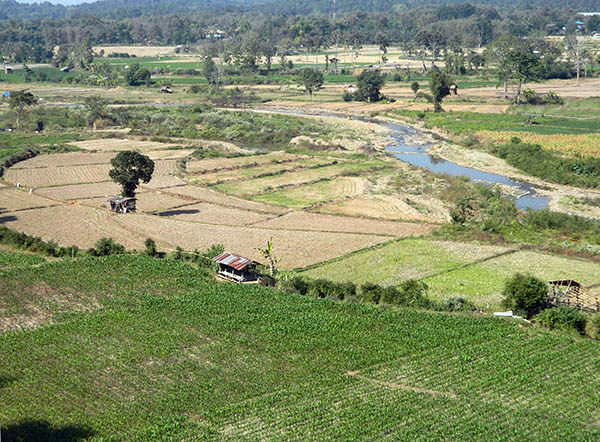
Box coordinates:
[1,0,599,62]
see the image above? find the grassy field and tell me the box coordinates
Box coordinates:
[302,238,600,307]
[1,254,599,440]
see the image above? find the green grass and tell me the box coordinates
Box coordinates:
[0,133,81,148]
[1,254,600,440]
[303,238,600,306]
[392,108,600,136]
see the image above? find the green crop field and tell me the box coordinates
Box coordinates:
[0,249,46,269]
[302,238,600,307]
[1,254,599,440]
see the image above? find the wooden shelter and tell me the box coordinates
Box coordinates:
[107,196,136,213]
[213,252,259,283]
[547,280,600,312]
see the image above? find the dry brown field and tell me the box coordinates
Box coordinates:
[35,182,121,200]
[153,202,275,226]
[0,189,59,211]
[164,185,289,214]
[11,152,117,169]
[190,158,336,185]
[185,152,299,173]
[251,212,436,237]
[140,175,186,189]
[94,45,177,57]
[319,195,445,222]
[70,139,179,152]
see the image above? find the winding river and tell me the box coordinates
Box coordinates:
[262,107,551,211]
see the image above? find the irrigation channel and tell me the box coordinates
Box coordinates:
[261,107,551,211]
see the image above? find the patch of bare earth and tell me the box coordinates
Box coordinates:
[251,211,437,237]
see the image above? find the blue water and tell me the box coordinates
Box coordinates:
[383,122,550,211]
[261,107,550,211]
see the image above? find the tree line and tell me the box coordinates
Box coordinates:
[1,1,599,63]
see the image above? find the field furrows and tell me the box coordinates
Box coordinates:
[215,163,389,197]
[104,213,391,268]
[319,194,440,222]
[185,152,300,173]
[251,177,366,209]
[35,182,122,200]
[141,175,186,189]
[250,212,437,237]
[0,189,61,211]
[69,139,179,151]
[5,159,178,188]
[0,205,142,249]
[162,185,288,215]
[153,202,275,226]
[190,158,337,185]
[11,152,118,169]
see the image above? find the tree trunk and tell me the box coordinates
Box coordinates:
[503,79,508,99]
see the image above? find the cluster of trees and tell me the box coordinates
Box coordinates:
[1,1,599,64]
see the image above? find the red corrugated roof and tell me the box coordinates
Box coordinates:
[213,251,253,271]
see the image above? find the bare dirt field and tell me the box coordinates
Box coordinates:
[154,202,275,226]
[35,182,121,200]
[0,189,59,211]
[250,211,436,237]
[463,78,600,99]
[94,45,177,57]
[319,194,444,222]
[185,152,300,173]
[70,139,179,152]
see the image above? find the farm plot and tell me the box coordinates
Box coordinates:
[5,164,112,187]
[423,249,600,305]
[0,189,59,211]
[185,152,300,173]
[35,182,121,200]
[5,159,178,187]
[108,213,391,268]
[10,152,117,169]
[69,139,179,152]
[251,177,366,209]
[216,161,390,197]
[303,238,514,288]
[319,194,444,222]
[140,175,186,189]
[190,158,336,186]
[0,249,46,269]
[155,202,275,226]
[80,191,186,213]
[164,185,288,215]
[0,205,142,249]
[251,211,437,237]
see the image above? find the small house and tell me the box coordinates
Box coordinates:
[547,280,599,312]
[4,67,12,74]
[107,196,136,213]
[213,251,259,283]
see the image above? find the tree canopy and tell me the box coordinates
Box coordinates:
[8,90,38,127]
[297,68,324,99]
[109,151,155,197]
[355,70,385,103]
[429,70,452,112]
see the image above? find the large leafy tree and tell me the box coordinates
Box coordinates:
[355,70,385,102]
[9,90,38,127]
[125,63,152,87]
[506,43,541,104]
[429,70,452,112]
[109,151,155,197]
[486,34,520,99]
[297,68,324,100]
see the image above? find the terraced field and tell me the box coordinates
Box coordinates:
[1,146,439,268]
[303,238,600,307]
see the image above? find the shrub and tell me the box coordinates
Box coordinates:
[442,297,477,312]
[144,238,158,257]
[342,91,353,102]
[502,273,548,319]
[360,282,384,304]
[535,307,587,335]
[592,315,600,340]
[90,237,125,256]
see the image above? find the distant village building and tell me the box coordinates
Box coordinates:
[4,67,12,74]
[213,252,259,283]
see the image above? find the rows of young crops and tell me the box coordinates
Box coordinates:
[0,249,46,269]
[1,254,599,439]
